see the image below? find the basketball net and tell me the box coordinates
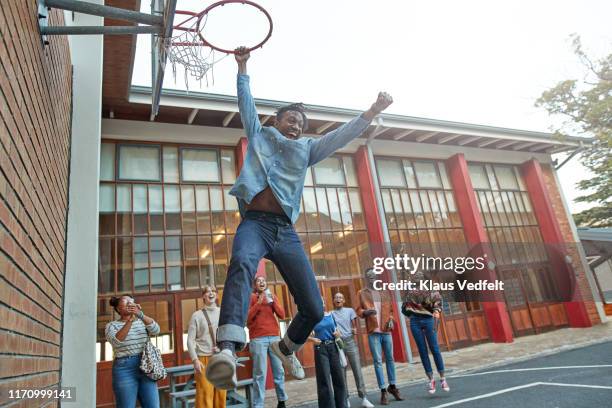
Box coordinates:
[157,14,228,90]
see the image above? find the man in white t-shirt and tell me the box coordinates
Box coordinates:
[331,293,374,408]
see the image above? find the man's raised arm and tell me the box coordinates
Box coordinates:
[235,46,262,139]
[308,92,393,166]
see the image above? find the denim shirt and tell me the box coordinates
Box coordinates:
[229,74,371,223]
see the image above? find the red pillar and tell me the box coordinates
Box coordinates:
[355,146,408,362]
[520,159,591,327]
[446,153,514,342]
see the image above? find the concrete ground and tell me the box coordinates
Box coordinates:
[265,321,612,407]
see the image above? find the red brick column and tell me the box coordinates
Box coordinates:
[445,153,514,342]
[355,146,408,362]
[520,159,591,327]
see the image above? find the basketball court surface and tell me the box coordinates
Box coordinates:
[297,341,612,407]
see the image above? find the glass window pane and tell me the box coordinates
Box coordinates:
[468,165,489,189]
[117,184,131,212]
[181,186,195,212]
[133,185,147,213]
[348,190,364,230]
[413,161,441,188]
[494,166,519,190]
[438,163,451,189]
[213,235,228,286]
[100,184,115,213]
[313,157,346,186]
[485,165,499,190]
[196,186,211,234]
[402,160,417,188]
[376,159,405,187]
[164,185,180,213]
[304,168,314,186]
[181,149,219,182]
[343,157,358,187]
[98,238,115,294]
[166,236,181,266]
[337,189,353,230]
[315,188,331,230]
[327,188,342,231]
[163,146,179,183]
[210,187,225,233]
[381,190,396,229]
[119,145,160,181]
[199,236,214,287]
[117,238,132,292]
[100,143,115,181]
[514,167,526,190]
[147,185,161,213]
[148,185,163,235]
[221,150,236,184]
[168,266,183,291]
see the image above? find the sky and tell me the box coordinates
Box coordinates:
[132,0,611,214]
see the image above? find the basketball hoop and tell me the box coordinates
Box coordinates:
[159,0,273,88]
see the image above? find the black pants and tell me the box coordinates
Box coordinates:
[314,342,348,408]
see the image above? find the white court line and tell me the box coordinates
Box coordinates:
[429,383,541,408]
[429,382,612,408]
[451,365,612,378]
[542,382,612,390]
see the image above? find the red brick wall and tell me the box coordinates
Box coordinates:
[541,164,601,325]
[0,2,72,405]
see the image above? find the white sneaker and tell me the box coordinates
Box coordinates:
[361,397,374,408]
[205,349,237,390]
[347,397,351,407]
[270,340,305,380]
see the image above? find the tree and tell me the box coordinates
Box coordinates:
[535,34,611,228]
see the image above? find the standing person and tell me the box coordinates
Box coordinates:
[331,293,374,408]
[187,286,227,408]
[247,276,289,408]
[105,295,161,408]
[309,297,348,408]
[401,271,450,394]
[357,268,404,405]
[205,45,393,390]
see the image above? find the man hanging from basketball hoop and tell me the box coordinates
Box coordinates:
[206,46,393,391]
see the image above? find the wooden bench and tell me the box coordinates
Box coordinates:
[170,378,254,408]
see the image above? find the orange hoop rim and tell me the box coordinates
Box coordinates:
[172,0,273,54]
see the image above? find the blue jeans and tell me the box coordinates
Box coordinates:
[218,211,324,351]
[409,315,445,376]
[367,333,396,389]
[112,354,160,408]
[250,335,288,408]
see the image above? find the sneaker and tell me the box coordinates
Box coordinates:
[270,340,305,380]
[347,397,351,407]
[277,401,286,408]
[428,379,436,394]
[441,378,450,392]
[205,349,237,390]
[361,397,375,408]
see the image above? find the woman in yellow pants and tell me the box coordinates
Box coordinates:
[187,286,227,408]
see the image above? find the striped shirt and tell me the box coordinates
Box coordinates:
[105,318,160,358]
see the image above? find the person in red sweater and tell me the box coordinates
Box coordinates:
[247,276,289,408]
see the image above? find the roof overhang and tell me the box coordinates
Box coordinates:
[129,85,590,154]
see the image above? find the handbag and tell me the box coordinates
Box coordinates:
[331,314,348,368]
[140,337,167,381]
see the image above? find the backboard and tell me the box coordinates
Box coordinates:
[151,0,177,121]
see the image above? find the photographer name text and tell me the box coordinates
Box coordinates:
[373,279,505,291]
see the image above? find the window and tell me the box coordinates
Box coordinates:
[181,148,220,182]
[118,145,161,181]
[313,157,347,186]
[98,142,237,295]
[468,165,489,189]
[376,159,406,187]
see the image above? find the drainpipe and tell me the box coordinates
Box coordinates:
[364,140,414,363]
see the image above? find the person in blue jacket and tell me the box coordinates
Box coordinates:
[206,46,393,389]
